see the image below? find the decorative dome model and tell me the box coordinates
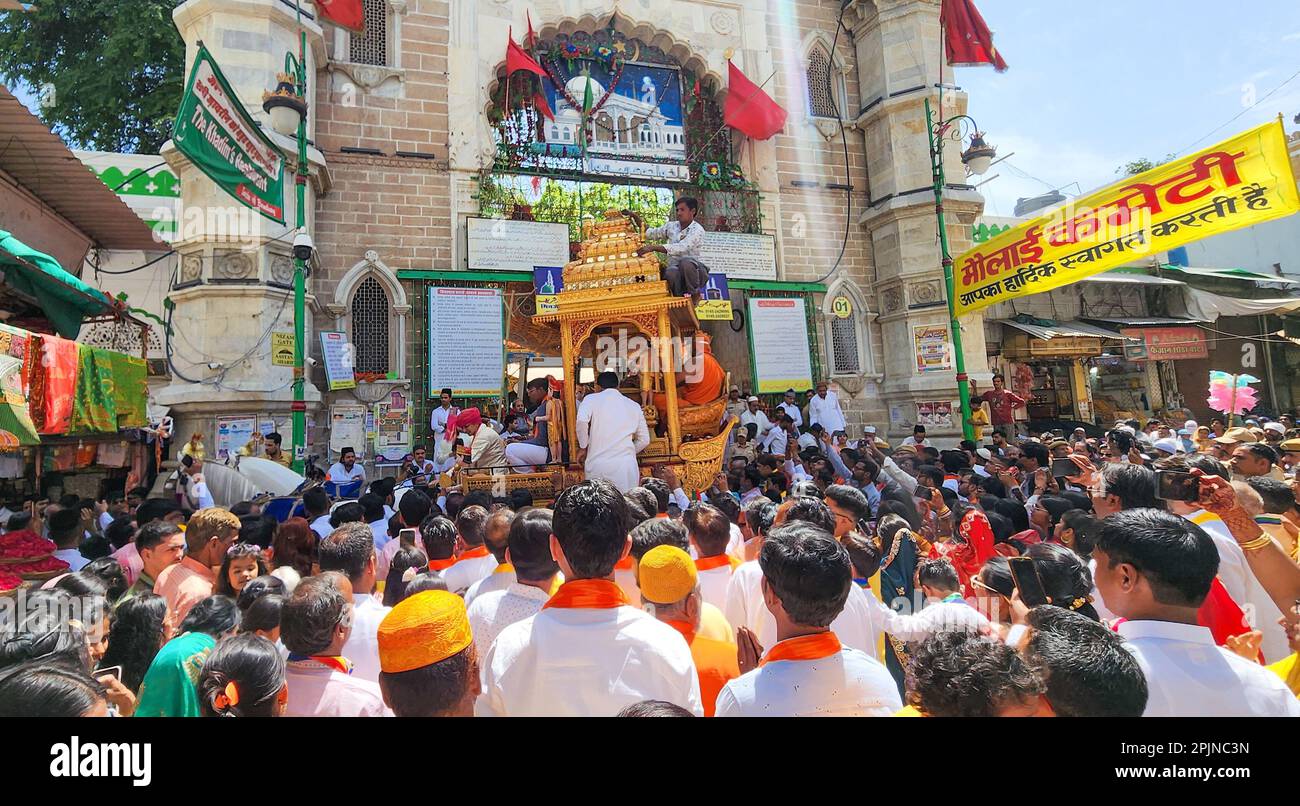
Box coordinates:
[558,210,666,298]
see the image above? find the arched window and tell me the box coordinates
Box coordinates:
[806,44,845,119]
[350,276,390,375]
[349,0,390,66]
[822,281,876,378]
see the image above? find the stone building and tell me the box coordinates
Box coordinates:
[159,0,990,469]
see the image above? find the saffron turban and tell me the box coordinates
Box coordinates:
[377,590,472,673]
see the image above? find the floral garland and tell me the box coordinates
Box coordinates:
[542,54,624,120]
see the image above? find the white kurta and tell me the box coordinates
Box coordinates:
[807,391,847,435]
[466,582,552,666]
[441,552,500,596]
[715,641,902,717]
[739,409,774,440]
[862,594,991,642]
[341,593,391,684]
[723,560,884,659]
[1117,620,1300,717]
[775,401,803,428]
[696,563,734,614]
[575,388,650,493]
[464,566,514,607]
[477,604,703,717]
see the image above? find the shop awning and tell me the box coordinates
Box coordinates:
[0,229,116,338]
[995,319,1137,340]
[1083,316,1208,326]
[1155,264,1299,287]
[1081,271,1185,286]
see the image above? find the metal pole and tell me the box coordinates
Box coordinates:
[926,97,976,442]
[290,5,308,474]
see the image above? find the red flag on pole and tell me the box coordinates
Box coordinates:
[940,0,1008,71]
[723,61,787,141]
[315,0,365,33]
[525,11,538,51]
[534,90,555,122]
[506,29,547,78]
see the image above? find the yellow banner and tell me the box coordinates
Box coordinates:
[952,120,1300,317]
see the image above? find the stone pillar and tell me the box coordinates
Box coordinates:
[157,0,330,463]
[851,0,990,445]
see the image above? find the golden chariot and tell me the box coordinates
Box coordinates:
[456,210,736,504]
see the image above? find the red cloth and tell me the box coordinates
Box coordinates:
[724,61,787,140]
[534,91,555,122]
[1197,577,1258,657]
[35,334,77,435]
[940,0,1008,71]
[933,509,997,597]
[314,0,364,33]
[972,389,1026,426]
[506,33,547,78]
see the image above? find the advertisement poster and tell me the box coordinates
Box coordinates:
[427,287,504,397]
[534,266,564,315]
[172,43,284,222]
[319,331,356,391]
[216,415,257,461]
[747,298,813,394]
[328,405,367,457]
[1121,326,1209,361]
[695,273,732,321]
[271,333,295,367]
[917,401,954,429]
[913,324,955,374]
[374,392,412,462]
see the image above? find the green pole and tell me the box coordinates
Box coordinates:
[926,97,977,442]
[290,9,308,474]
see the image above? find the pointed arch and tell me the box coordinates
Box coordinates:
[335,251,410,378]
[800,30,850,121]
[822,278,877,378]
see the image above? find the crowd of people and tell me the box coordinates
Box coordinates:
[2,395,1299,717]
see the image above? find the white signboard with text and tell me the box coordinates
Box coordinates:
[427,286,504,397]
[700,232,777,281]
[747,297,813,394]
[467,217,570,272]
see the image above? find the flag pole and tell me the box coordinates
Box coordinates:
[290,0,308,474]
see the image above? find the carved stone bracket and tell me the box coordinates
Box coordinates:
[328,61,405,92]
[349,378,410,405]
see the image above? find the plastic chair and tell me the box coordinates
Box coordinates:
[261,497,299,524]
[324,479,363,500]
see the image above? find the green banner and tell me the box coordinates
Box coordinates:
[173,43,285,223]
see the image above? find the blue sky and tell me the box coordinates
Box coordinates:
[958,0,1300,216]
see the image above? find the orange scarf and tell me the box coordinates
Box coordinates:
[695,554,740,572]
[492,563,515,575]
[428,557,457,571]
[760,631,842,666]
[458,545,490,561]
[614,556,634,571]
[543,578,629,610]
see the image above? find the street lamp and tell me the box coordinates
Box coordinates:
[263,8,310,475]
[925,98,996,443]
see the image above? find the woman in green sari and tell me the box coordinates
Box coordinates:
[135,595,240,717]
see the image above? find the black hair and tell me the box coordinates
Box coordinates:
[940,451,970,474]
[978,556,1016,598]
[135,520,182,554]
[230,501,255,518]
[1060,510,1100,556]
[99,594,167,693]
[281,574,347,656]
[674,196,698,213]
[596,371,620,389]
[709,493,740,524]
[104,516,137,551]
[917,558,961,592]
[1020,441,1049,467]
[79,557,128,603]
[199,633,286,717]
[339,446,356,458]
[991,498,1030,533]
[617,699,695,717]
[1107,429,1135,455]
[640,477,670,514]
[179,595,242,638]
[135,497,183,526]
[358,493,386,523]
[383,547,430,607]
[329,501,365,528]
[1057,489,1093,513]
[462,491,492,513]
[781,497,836,534]
[455,505,490,548]
[986,511,1013,544]
[403,573,449,598]
[419,515,457,561]
[905,631,1044,717]
[977,475,1008,498]
[266,432,283,446]
[318,522,376,584]
[682,503,731,556]
[1241,442,1278,466]
[1025,543,1098,620]
[623,488,655,524]
[1247,476,1295,514]
[1101,463,1161,510]
[755,453,780,470]
[552,480,629,578]
[239,593,285,636]
[380,645,475,717]
[236,575,286,611]
[1094,508,1219,608]
[508,488,535,511]
[1037,496,1076,530]
[239,514,278,551]
[824,484,870,524]
[916,465,945,489]
[53,572,108,599]
[0,662,105,717]
[743,498,777,538]
[759,522,852,628]
[398,487,433,528]
[1024,606,1148,717]
[630,517,689,561]
[303,488,330,517]
[507,507,559,582]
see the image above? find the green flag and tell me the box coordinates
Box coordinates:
[582,69,593,114]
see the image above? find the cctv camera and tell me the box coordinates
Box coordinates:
[207,362,223,370]
[293,231,315,262]
[305,356,318,367]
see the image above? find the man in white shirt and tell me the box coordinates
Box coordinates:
[869,558,991,641]
[303,488,334,542]
[900,425,932,449]
[428,388,458,472]
[97,493,127,533]
[636,196,709,303]
[442,506,502,595]
[326,447,366,487]
[478,479,702,716]
[1092,508,1300,717]
[464,507,520,606]
[575,372,650,494]
[467,508,559,663]
[763,413,794,457]
[717,521,902,717]
[359,493,390,553]
[739,397,774,444]
[807,380,847,437]
[48,508,89,572]
[318,523,391,684]
[682,503,736,612]
[775,389,803,429]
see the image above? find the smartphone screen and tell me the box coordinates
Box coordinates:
[1155,470,1199,502]
[1009,557,1050,607]
[1051,457,1077,478]
[94,665,123,681]
[398,528,420,547]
